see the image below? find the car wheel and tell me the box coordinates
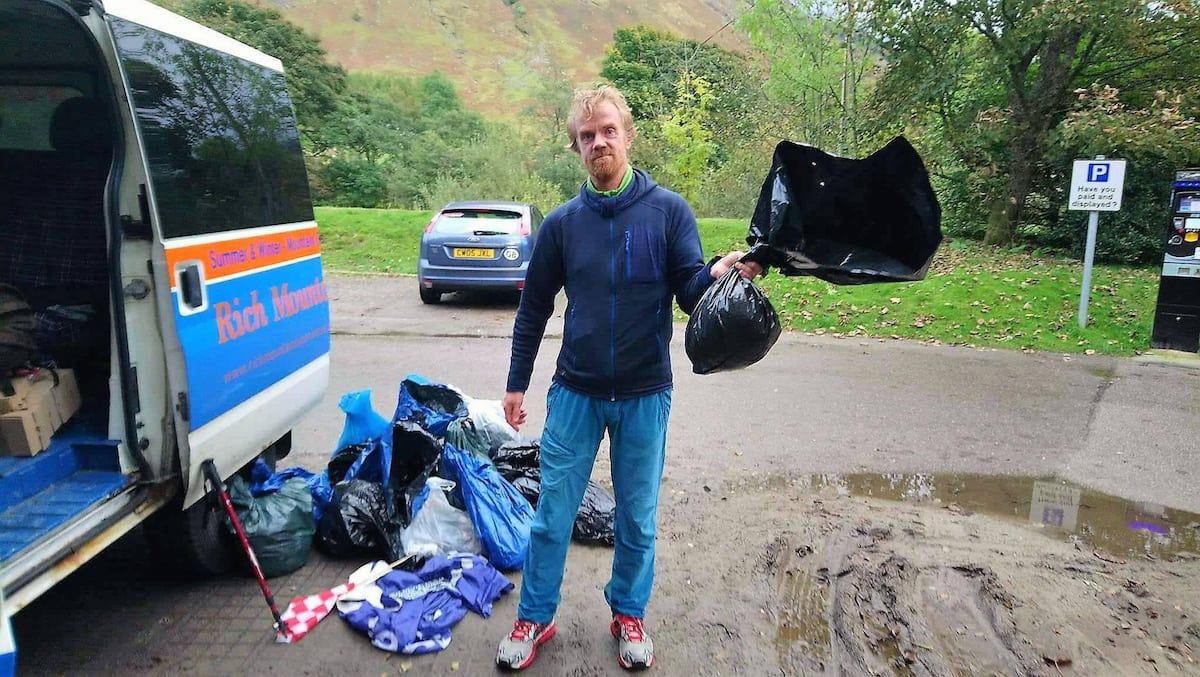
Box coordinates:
[420,286,442,304]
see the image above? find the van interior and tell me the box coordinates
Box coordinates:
[0,1,129,567]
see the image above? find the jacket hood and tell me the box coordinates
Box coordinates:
[578,167,658,217]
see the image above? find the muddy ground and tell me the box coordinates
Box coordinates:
[642,473,1200,676]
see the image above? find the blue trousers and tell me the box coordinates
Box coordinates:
[516,382,672,623]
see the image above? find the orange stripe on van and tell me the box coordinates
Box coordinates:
[165,226,321,288]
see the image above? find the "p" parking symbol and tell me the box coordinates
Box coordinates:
[1087,163,1110,182]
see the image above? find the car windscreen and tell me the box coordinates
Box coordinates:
[434,209,523,234]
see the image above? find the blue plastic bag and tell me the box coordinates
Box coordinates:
[336,390,391,451]
[248,458,334,524]
[334,390,393,485]
[393,375,468,438]
[441,444,533,570]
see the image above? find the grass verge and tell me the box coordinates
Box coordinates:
[316,208,1159,355]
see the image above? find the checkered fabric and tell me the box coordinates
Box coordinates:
[276,581,358,643]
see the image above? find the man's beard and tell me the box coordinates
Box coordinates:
[589,154,620,183]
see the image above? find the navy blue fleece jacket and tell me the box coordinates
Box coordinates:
[506,169,715,400]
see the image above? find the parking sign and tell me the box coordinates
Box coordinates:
[1068,159,1126,211]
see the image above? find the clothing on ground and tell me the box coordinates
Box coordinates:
[337,554,513,654]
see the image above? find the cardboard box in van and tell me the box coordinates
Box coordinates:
[0,370,81,456]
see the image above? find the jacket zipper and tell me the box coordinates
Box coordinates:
[610,219,617,401]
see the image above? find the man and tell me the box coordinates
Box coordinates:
[496,85,760,671]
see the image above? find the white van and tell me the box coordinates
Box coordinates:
[0,0,330,644]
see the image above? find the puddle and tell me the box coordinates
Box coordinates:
[1087,365,1118,379]
[799,473,1200,559]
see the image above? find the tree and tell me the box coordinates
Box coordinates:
[659,72,717,203]
[173,0,347,151]
[871,0,1200,245]
[739,0,880,155]
[600,26,765,144]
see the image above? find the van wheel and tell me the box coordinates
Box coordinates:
[420,286,442,304]
[145,493,237,577]
[144,447,282,577]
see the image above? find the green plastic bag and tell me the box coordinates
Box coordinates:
[227,475,315,578]
[445,418,492,461]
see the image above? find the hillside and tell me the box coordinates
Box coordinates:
[250,0,745,106]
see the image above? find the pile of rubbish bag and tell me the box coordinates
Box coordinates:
[241,374,617,577]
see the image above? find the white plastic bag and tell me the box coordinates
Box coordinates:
[465,397,519,450]
[401,478,482,558]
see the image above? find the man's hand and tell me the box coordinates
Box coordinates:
[503,391,527,431]
[711,251,763,280]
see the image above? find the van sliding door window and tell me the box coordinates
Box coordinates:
[109,18,314,238]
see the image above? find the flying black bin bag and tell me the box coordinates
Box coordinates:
[743,137,942,285]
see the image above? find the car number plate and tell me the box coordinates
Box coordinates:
[452,248,494,259]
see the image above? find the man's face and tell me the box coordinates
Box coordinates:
[574,101,633,187]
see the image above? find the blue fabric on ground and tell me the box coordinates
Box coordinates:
[338,554,513,654]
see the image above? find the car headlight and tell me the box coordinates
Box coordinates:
[503,248,520,261]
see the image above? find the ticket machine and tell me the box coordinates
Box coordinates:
[1151,169,1200,352]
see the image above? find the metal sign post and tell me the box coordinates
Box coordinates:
[1067,156,1126,328]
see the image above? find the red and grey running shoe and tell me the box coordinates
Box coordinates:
[611,613,654,670]
[496,618,557,671]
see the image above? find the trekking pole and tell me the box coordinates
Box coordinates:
[200,459,289,639]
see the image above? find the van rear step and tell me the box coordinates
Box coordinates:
[0,419,128,564]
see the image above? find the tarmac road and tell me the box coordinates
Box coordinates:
[14,275,1200,675]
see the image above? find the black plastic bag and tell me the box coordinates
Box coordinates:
[328,442,371,485]
[744,137,942,285]
[391,420,444,514]
[492,441,616,546]
[316,479,405,560]
[491,440,540,469]
[685,268,782,375]
[227,475,315,578]
[574,483,616,546]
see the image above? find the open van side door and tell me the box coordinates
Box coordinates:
[104,0,329,506]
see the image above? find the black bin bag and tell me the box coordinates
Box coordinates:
[491,441,616,546]
[317,479,405,561]
[685,268,782,375]
[744,137,942,285]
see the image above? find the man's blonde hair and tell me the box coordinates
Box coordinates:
[566,85,636,153]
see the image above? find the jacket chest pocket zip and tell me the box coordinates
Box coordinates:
[624,229,632,279]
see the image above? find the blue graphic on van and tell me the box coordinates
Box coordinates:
[172,256,330,428]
